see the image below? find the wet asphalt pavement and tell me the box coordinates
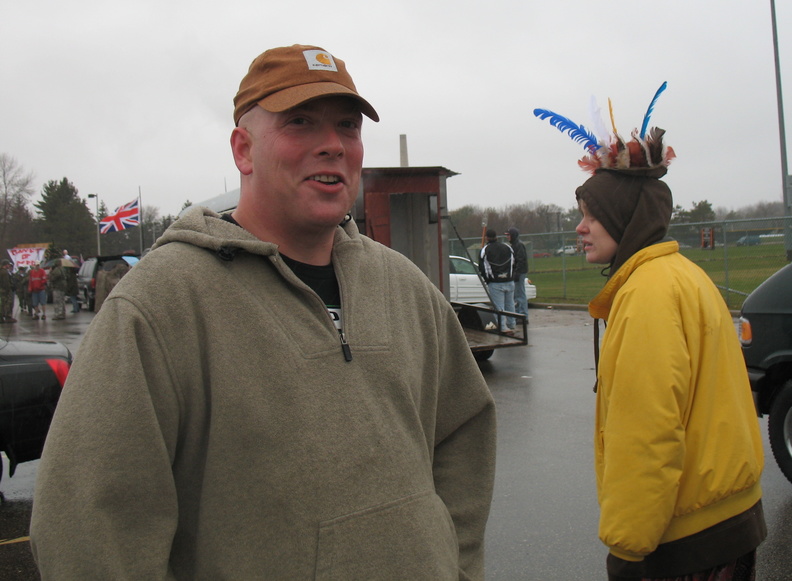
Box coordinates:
[1,306,791,580]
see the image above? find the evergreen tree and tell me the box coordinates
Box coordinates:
[34,178,96,257]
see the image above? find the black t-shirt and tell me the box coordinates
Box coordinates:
[220,213,342,322]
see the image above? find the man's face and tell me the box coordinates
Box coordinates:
[235,97,364,235]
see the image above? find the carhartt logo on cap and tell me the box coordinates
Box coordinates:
[303,49,338,72]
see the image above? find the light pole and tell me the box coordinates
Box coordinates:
[770,0,791,261]
[88,193,101,255]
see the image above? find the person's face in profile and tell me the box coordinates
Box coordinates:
[576,201,618,265]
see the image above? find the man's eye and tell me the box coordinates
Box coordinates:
[340,120,359,130]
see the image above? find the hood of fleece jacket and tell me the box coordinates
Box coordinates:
[151,206,360,259]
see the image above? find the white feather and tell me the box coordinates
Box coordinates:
[588,95,612,146]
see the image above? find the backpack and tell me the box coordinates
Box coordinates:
[480,243,514,282]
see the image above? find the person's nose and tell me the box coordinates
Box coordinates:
[317,124,344,158]
[575,218,587,236]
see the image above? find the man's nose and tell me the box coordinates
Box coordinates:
[317,125,344,158]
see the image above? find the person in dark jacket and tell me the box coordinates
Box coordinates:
[65,264,79,313]
[479,229,515,333]
[0,259,17,323]
[14,266,28,315]
[49,260,68,320]
[505,227,529,318]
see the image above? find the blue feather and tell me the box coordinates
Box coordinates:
[639,82,667,138]
[533,108,599,152]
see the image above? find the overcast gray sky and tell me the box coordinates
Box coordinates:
[2,0,790,218]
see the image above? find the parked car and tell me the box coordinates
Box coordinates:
[736,235,761,246]
[0,338,72,488]
[77,254,140,311]
[448,255,537,304]
[739,262,792,484]
[554,245,578,256]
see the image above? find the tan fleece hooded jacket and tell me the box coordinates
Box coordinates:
[31,207,496,580]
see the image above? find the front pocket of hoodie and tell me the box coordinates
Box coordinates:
[314,490,459,581]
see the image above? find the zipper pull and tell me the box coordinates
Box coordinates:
[339,331,352,362]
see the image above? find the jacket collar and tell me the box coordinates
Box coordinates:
[589,240,679,320]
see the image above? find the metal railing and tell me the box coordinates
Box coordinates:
[450,216,792,310]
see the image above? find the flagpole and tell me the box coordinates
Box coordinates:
[138,186,144,255]
[88,193,101,255]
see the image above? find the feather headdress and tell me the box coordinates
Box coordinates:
[533,82,676,175]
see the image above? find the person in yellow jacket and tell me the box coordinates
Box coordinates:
[573,146,766,579]
[535,91,766,578]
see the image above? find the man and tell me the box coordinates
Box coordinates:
[505,227,529,319]
[31,44,496,580]
[0,259,17,323]
[13,266,28,315]
[27,261,47,320]
[94,259,130,312]
[479,228,515,333]
[48,259,67,320]
[64,261,79,313]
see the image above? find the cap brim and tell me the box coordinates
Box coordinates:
[257,82,379,122]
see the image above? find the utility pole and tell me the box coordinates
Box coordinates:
[770,0,792,261]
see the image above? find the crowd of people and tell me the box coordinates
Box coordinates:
[1,251,80,322]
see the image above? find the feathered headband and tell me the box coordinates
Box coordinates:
[533,82,676,174]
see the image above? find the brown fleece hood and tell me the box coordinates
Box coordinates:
[575,167,673,274]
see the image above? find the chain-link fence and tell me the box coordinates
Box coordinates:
[450,216,792,310]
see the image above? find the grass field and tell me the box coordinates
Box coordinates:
[527,243,789,310]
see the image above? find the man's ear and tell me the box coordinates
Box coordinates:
[230,127,254,176]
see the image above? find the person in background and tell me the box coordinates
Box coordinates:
[65,262,79,313]
[28,262,48,321]
[0,259,17,323]
[13,266,28,316]
[94,260,130,313]
[479,228,515,334]
[31,44,496,580]
[48,259,68,320]
[505,227,529,319]
[21,267,33,316]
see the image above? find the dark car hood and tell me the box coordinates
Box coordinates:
[741,263,792,316]
[0,339,72,362]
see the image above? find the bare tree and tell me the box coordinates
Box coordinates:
[0,153,35,248]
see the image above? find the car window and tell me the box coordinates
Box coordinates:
[451,257,478,275]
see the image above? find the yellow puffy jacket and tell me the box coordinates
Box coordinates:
[589,241,763,562]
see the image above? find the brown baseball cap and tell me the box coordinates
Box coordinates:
[233,44,379,125]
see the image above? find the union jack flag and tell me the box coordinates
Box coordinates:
[100,198,140,234]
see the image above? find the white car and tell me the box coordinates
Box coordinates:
[554,245,578,256]
[448,255,537,304]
